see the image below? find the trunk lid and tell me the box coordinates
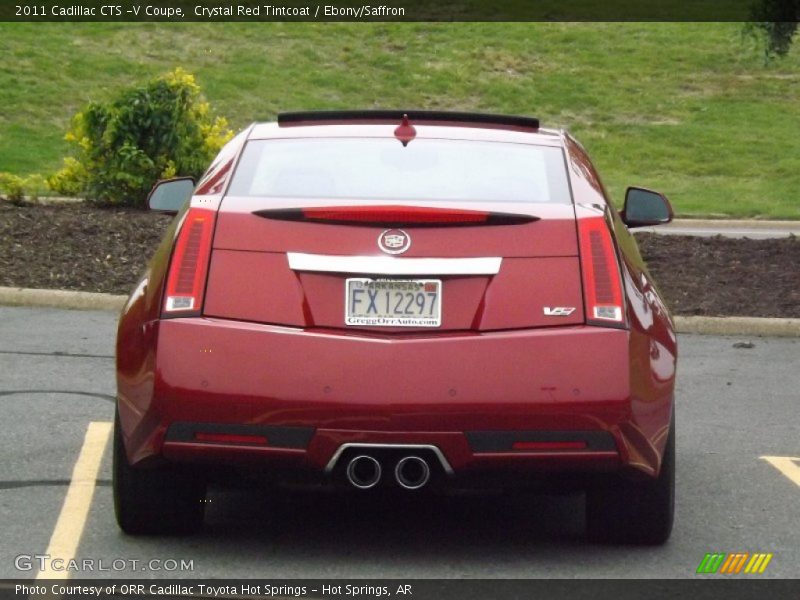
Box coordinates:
[203,199,584,331]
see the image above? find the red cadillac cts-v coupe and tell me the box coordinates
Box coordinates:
[114,111,677,544]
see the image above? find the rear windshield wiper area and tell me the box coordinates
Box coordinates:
[252,205,540,228]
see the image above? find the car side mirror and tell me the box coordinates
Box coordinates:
[621,187,673,228]
[147,177,195,214]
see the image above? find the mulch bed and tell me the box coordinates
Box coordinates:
[0,204,172,296]
[1,203,798,318]
[636,233,799,318]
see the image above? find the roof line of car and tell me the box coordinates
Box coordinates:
[246,121,566,143]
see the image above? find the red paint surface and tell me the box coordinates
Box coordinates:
[116,121,676,483]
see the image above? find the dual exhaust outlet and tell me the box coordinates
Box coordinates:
[346,455,430,490]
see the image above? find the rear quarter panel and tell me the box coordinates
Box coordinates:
[116,209,180,457]
[564,133,676,476]
[116,130,249,457]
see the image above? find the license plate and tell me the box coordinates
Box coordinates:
[345,278,442,327]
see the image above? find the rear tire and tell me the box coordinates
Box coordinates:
[113,410,206,535]
[586,419,675,545]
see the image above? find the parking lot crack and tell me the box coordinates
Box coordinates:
[0,479,110,490]
[0,350,113,359]
[0,390,115,403]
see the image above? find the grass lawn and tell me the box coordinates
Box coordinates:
[0,22,798,218]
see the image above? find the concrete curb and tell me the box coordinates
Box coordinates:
[673,316,800,338]
[0,287,125,312]
[35,196,85,205]
[669,219,799,229]
[1,286,798,337]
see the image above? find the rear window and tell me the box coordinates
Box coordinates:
[227,138,571,204]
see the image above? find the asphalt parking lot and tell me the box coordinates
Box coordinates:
[0,306,797,579]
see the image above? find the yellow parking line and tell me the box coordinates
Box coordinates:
[761,456,800,488]
[35,421,113,580]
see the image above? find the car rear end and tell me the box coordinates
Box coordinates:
[115,112,674,542]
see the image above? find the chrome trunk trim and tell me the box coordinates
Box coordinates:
[288,253,502,276]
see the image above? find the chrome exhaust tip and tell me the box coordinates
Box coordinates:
[395,456,430,490]
[346,455,382,489]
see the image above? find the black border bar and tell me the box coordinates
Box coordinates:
[4,579,799,600]
[1,0,790,22]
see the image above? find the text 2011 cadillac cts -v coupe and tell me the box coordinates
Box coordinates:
[115,111,677,544]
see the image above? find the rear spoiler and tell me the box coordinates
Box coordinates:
[277,110,540,130]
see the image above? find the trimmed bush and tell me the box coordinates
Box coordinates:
[49,68,232,208]
[0,173,26,204]
[0,172,48,205]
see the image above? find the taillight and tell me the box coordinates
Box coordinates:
[162,208,216,316]
[577,216,626,327]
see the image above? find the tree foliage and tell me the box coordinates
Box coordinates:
[749,0,799,59]
[50,68,232,208]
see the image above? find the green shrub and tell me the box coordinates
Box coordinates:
[21,173,48,201]
[47,158,86,197]
[0,173,26,204]
[0,172,48,205]
[49,68,233,208]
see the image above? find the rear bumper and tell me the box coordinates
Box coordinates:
[117,317,672,478]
